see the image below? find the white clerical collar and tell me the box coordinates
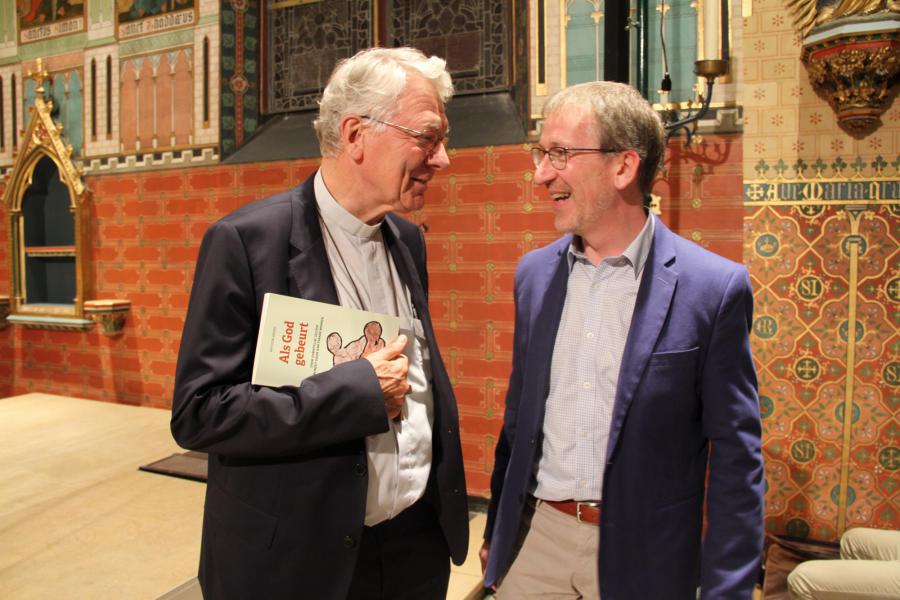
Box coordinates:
[314,170,382,240]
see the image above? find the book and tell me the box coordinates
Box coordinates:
[251,292,401,387]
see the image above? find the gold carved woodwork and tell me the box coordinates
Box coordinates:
[786,0,900,37]
[84,299,131,335]
[1,59,129,334]
[787,6,900,137]
[804,40,899,135]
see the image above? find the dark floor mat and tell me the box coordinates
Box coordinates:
[139,451,208,482]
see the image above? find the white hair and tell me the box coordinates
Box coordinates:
[314,47,453,157]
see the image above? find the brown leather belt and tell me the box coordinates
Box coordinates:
[543,499,601,525]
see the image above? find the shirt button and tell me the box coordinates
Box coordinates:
[583,381,592,390]
[586,331,594,339]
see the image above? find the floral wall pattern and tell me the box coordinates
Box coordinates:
[743,0,898,542]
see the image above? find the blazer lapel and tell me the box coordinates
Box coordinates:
[519,244,570,426]
[287,174,340,305]
[382,218,429,324]
[380,217,459,385]
[606,218,678,462]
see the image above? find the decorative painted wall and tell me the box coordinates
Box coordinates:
[743,0,898,542]
[0,0,892,532]
[0,138,745,497]
[0,0,220,172]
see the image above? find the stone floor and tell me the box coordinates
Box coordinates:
[0,393,485,600]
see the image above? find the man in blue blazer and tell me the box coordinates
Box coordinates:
[480,81,764,599]
[172,48,468,600]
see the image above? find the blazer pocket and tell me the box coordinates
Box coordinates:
[206,480,279,550]
[647,346,699,367]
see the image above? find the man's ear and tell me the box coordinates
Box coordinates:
[613,149,641,191]
[339,115,366,161]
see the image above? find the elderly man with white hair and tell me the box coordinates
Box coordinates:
[172,47,468,600]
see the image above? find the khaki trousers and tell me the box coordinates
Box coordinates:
[497,499,600,600]
[788,528,900,599]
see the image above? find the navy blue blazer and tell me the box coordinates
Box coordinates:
[171,173,468,600]
[484,217,764,599]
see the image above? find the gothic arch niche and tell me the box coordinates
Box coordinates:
[2,60,129,333]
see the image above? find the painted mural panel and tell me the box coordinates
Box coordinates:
[17,0,86,44]
[389,0,509,94]
[744,173,899,541]
[116,0,196,40]
[743,0,900,542]
[266,0,372,114]
[119,48,194,154]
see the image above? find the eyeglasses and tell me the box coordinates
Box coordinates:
[361,115,449,155]
[530,145,622,170]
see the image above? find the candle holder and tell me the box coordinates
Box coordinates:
[695,59,728,79]
[662,59,729,145]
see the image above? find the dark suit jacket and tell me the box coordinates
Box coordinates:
[172,173,469,600]
[484,217,764,599]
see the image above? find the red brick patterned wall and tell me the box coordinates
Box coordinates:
[0,135,743,496]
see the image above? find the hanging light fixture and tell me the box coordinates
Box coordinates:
[660,0,730,144]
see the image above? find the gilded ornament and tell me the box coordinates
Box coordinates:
[794,4,900,136]
[786,0,900,36]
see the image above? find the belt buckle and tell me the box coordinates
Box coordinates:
[576,501,599,522]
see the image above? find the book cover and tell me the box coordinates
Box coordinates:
[251,293,401,387]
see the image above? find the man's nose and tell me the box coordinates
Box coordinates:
[428,142,450,169]
[532,154,555,186]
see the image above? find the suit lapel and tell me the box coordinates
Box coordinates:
[287,174,340,305]
[381,217,456,384]
[606,218,678,462]
[520,244,570,425]
[382,217,430,324]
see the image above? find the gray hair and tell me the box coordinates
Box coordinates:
[543,81,664,194]
[314,47,453,157]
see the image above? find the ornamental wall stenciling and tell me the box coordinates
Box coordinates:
[744,158,898,541]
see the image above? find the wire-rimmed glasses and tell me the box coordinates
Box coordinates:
[361,115,449,156]
[530,145,622,169]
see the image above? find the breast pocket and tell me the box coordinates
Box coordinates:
[643,348,700,398]
[647,346,699,367]
[640,347,701,417]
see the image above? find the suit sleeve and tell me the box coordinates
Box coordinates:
[171,219,390,458]
[484,266,527,540]
[699,267,765,599]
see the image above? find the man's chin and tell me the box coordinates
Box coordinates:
[397,193,426,213]
[553,215,575,234]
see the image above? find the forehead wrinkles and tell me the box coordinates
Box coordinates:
[391,76,445,129]
[541,111,598,147]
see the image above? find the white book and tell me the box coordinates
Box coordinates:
[251,292,401,387]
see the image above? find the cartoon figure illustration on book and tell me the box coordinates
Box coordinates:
[326,321,387,366]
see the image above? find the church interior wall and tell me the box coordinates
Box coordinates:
[0,0,894,544]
